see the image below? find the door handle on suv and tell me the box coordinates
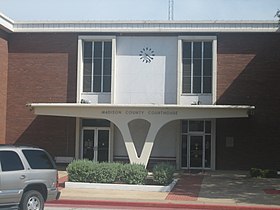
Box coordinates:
[20,175,26,179]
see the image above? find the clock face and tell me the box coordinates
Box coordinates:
[139,47,155,63]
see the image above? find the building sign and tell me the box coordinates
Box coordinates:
[101,110,178,116]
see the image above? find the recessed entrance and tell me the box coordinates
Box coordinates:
[82,128,109,162]
[181,120,212,169]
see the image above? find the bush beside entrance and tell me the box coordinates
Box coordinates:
[66,160,175,185]
[250,168,279,178]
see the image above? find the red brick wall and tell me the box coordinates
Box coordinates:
[0,31,8,143]
[7,33,78,156]
[216,33,280,170]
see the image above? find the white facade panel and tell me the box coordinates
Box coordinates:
[115,36,177,105]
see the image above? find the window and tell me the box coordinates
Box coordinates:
[83,41,112,93]
[182,41,213,94]
[22,150,55,169]
[0,151,24,171]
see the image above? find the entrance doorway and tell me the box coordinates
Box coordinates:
[181,120,212,169]
[190,136,203,168]
[82,128,109,162]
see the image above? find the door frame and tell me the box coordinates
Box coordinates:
[182,134,209,170]
[81,127,110,162]
[180,119,215,170]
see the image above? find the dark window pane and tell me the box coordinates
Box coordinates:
[203,42,212,59]
[93,58,102,75]
[181,135,188,167]
[98,130,109,162]
[193,59,202,76]
[93,75,101,92]
[83,76,91,92]
[189,120,204,132]
[94,42,102,58]
[183,59,191,77]
[203,59,212,76]
[84,42,92,58]
[182,76,191,93]
[182,42,191,58]
[82,119,110,127]
[0,151,24,171]
[182,120,188,133]
[22,150,55,169]
[193,42,202,58]
[104,42,112,58]
[83,58,92,76]
[205,135,211,168]
[103,76,111,92]
[203,77,212,93]
[103,58,112,76]
[193,77,201,93]
[205,121,211,133]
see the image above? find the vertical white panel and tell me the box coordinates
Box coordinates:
[115,36,177,105]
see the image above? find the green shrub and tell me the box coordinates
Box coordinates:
[93,162,119,183]
[250,168,278,178]
[66,159,94,182]
[152,163,175,185]
[67,161,148,184]
[250,168,263,178]
[120,163,148,185]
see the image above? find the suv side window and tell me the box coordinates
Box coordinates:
[0,151,24,171]
[22,149,55,169]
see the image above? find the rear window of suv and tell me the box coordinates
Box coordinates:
[22,149,55,169]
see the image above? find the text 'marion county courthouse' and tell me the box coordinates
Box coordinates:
[0,13,280,170]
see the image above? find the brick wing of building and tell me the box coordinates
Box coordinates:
[0,12,279,170]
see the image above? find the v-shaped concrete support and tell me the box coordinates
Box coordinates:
[116,119,167,168]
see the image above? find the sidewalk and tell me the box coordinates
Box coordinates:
[49,170,280,209]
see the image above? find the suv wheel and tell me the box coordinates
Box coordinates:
[20,190,44,210]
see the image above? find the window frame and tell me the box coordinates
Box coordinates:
[178,36,217,102]
[77,36,116,98]
[82,40,112,93]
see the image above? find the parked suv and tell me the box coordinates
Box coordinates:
[0,145,60,210]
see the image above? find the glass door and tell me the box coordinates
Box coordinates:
[82,128,109,162]
[83,129,95,160]
[97,130,109,162]
[189,136,203,168]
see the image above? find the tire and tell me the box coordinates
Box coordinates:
[20,190,44,210]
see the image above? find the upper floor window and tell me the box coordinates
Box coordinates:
[83,41,112,93]
[182,41,213,94]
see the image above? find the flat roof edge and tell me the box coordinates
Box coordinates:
[0,13,14,32]
[12,21,279,33]
[1,12,279,33]
[27,103,255,110]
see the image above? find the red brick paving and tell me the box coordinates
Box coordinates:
[263,189,280,195]
[58,175,68,190]
[166,174,204,201]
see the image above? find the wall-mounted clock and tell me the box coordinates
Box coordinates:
[139,47,155,63]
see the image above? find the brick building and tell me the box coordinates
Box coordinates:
[0,13,279,170]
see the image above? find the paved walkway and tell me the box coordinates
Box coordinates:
[51,170,280,209]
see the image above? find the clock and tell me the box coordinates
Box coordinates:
[139,47,155,63]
